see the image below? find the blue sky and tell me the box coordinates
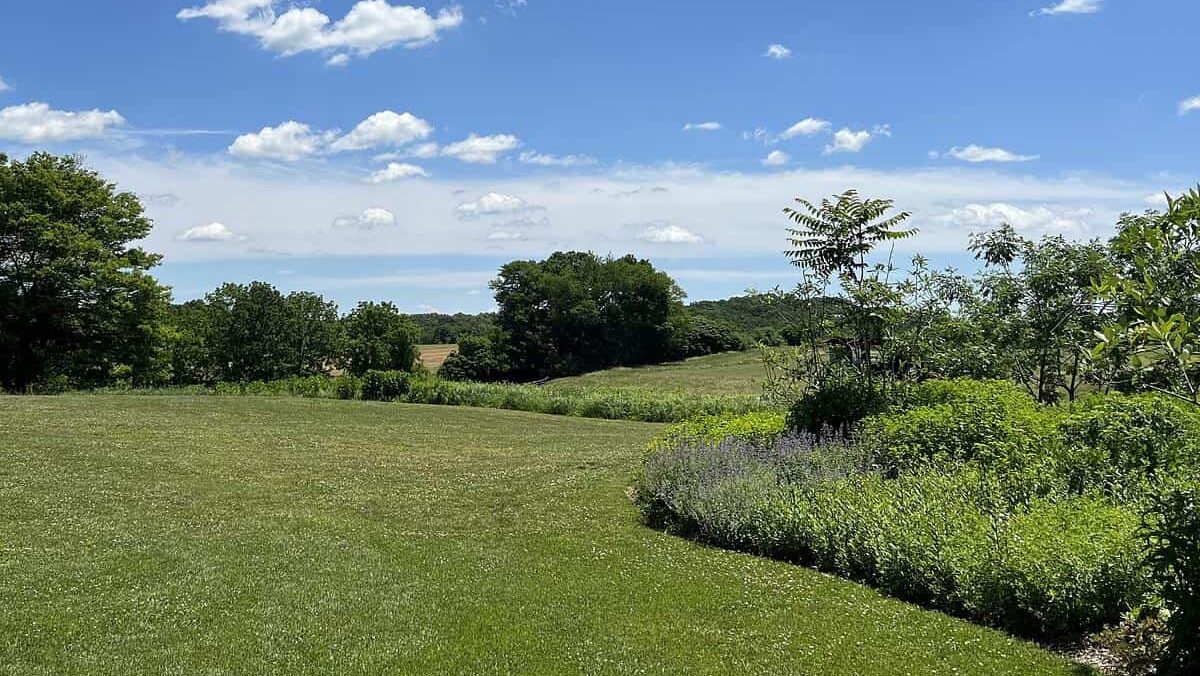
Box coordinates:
[1,0,1196,312]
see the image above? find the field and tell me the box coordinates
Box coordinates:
[0,396,1086,675]
[548,350,769,395]
[416,344,457,371]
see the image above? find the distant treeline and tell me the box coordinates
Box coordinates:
[409,312,496,344]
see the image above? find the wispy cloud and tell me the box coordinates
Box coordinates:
[944,145,1040,163]
[1179,95,1200,115]
[1032,0,1101,16]
[682,122,722,132]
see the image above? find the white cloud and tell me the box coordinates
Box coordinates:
[1179,96,1200,115]
[326,53,351,67]
[518,151,597,167]
[329,110,433,151]
[0,102,125,143]
[177,0,464,61]
[1144,193,1169,207]
[764,44,792,59]
[824,127,874,154]
[682,122,722,131]
[441,133,521,164]
[96,153,1160,266]
[637,223,704,244]
[228,121,329,160]
[486,230,525,241]
[456,192,540,219]
[947,144,1040,163]
[779,117,830,139]
[1032,0,1102,16]
[334,207,397,228]
[940,203,1093,236]
[177,222,243,242]
[368,162,429,183]
[762,150,790,166]
[0,77,10,93]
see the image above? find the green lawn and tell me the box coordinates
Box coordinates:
[548,350,769,396]
[0,396,1086,675]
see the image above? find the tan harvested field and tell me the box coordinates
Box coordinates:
[417,344,457,370]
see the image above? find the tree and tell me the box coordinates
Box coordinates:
[0,153,170,391]
[781,189,916,384]
[1093,188,1200,404]
[340,301,420,376]
[970,225,1112,403]
[491,252,686,380]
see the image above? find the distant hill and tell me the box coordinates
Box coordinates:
[688,293,845,345]
[408,313,496,344]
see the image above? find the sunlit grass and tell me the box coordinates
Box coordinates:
[548,350,770,396]
[0,396,1087,675]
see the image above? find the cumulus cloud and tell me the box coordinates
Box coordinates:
[329,110,432,151]
[456,191,541,219]
[518,151,597,167]
[1179,96,1200,115]
[333,207,397,228]
[779,117,831,140]
[682,122,722,131]
[946,145,1040,163]
[762,150,790,166]
[177,0,464,62]
[939,203,1093,236]
[229,120,330,160]
[368,162,429,183]
[764,44,792,59]
[824,128,874,154]
[441,133,520,164]
[1032,0,1101,16]
[637,223,704,244]
[95,153,1158,266]
[177,222,243,242]
[0,102,126,143]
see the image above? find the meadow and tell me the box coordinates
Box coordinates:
[0,395,1086,675]
[547,350,768,395]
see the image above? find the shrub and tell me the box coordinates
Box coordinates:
[648,411,788,454]
[859,379,1058,477]
[676,316,745,359]
[788,370,886,439]
[438,334,511,382]
[360,370,411,401]
[1144,477,1200,675]
[334,376,360,400]
[636,433,1149,639]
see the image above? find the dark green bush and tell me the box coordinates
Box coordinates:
[438,334,511,382]
[360,370,412,401]
[788,370,886,439]
[335,376,360,400]
[1144,477,1200,675]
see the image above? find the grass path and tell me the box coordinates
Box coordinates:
[0,396,1086,675]
[547,350,769,395]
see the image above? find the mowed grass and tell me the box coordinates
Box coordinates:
[548,350,769,396]
[0,396,1086,675]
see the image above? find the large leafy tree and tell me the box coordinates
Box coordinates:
[491,252,685,380]
[0,153,170,390]
[340,301,420,376]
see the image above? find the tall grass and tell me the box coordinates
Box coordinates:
[89,375,774,424]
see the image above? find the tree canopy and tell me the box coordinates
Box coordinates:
[0,153,170,390]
